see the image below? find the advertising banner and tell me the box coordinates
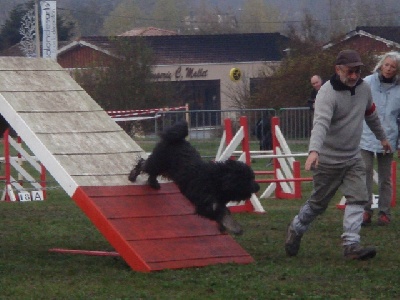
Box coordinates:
[40,1,57,60]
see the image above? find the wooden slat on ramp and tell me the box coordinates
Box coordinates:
[0,57,253,272]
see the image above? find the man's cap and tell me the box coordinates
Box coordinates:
[335,50,364,67]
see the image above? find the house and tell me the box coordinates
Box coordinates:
[56,33,289,111]
[323,26,400,54]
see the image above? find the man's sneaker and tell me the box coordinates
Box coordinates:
[361,211,372,226]
[377,213,390,226]
[285,223,302,256]
[343,243,376,260]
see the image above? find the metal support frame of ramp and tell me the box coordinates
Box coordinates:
[0,57,253,272]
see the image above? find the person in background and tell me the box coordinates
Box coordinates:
[254,112,273,167]
[285,50,391,260]
[254,112,272,151]
[307,75,323,111]
[360,51,400,226]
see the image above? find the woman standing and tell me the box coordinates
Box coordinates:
[360,51,400,226]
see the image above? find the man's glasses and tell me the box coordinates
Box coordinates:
[339,66,361,76]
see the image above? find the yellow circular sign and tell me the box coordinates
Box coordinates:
[230,68,242,81]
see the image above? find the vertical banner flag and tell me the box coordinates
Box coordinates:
[40,1,57,60]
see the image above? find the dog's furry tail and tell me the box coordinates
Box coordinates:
[160,121,188,143]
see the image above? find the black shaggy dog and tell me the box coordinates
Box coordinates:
[128,121,260,235]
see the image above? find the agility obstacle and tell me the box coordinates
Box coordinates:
[256,117,312,199]
[215,116,265,213]
[218,116,312,202]
[0,57,253,272]
[336,160,397,210]
[1,128,46,202]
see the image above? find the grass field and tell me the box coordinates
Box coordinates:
[0,140,399,299]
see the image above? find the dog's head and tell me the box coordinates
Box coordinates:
[160,121,189,143]
[217,160,260,202]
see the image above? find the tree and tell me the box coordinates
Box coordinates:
[296,11,326,45]
[64,0,116,36]
[0,0,25,26]
[102,0,191,35]
[101,1,143,36]
[252,48,378,109]
[75,37,180,112]
[75,37,182,135]
[238,0,280,33]
[248,13,377,110]
[328,0,400,39]
[0,1,33,51]
[189,1,239,34]
[0,0,76,52]
[152,0,189,32]
[19,8,36,57]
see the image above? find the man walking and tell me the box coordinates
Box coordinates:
[285,50,392,260]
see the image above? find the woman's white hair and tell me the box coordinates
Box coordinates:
[373,51,400,74]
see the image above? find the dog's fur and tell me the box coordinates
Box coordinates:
[128,121,260,235]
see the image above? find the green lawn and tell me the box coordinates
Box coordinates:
[0,140,399,299]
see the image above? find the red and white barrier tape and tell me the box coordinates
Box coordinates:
[107,106,187,118]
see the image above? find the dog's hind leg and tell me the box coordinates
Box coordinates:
[128,157,145,182]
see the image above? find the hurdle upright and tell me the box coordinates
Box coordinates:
[251,117,312,199]
[216,116,265,213]
[1,128,47,202]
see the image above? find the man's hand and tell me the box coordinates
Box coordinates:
[305,151,319,171]
[381,140,393,154]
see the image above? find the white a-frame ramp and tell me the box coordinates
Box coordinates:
[0,57,253,272]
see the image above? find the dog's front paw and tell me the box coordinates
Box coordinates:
[128,158,145,182]
[128,168,140,182]
[219,212,243,236]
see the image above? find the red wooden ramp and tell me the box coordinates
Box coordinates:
[72,183,253,272]
[0,57,253,272]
